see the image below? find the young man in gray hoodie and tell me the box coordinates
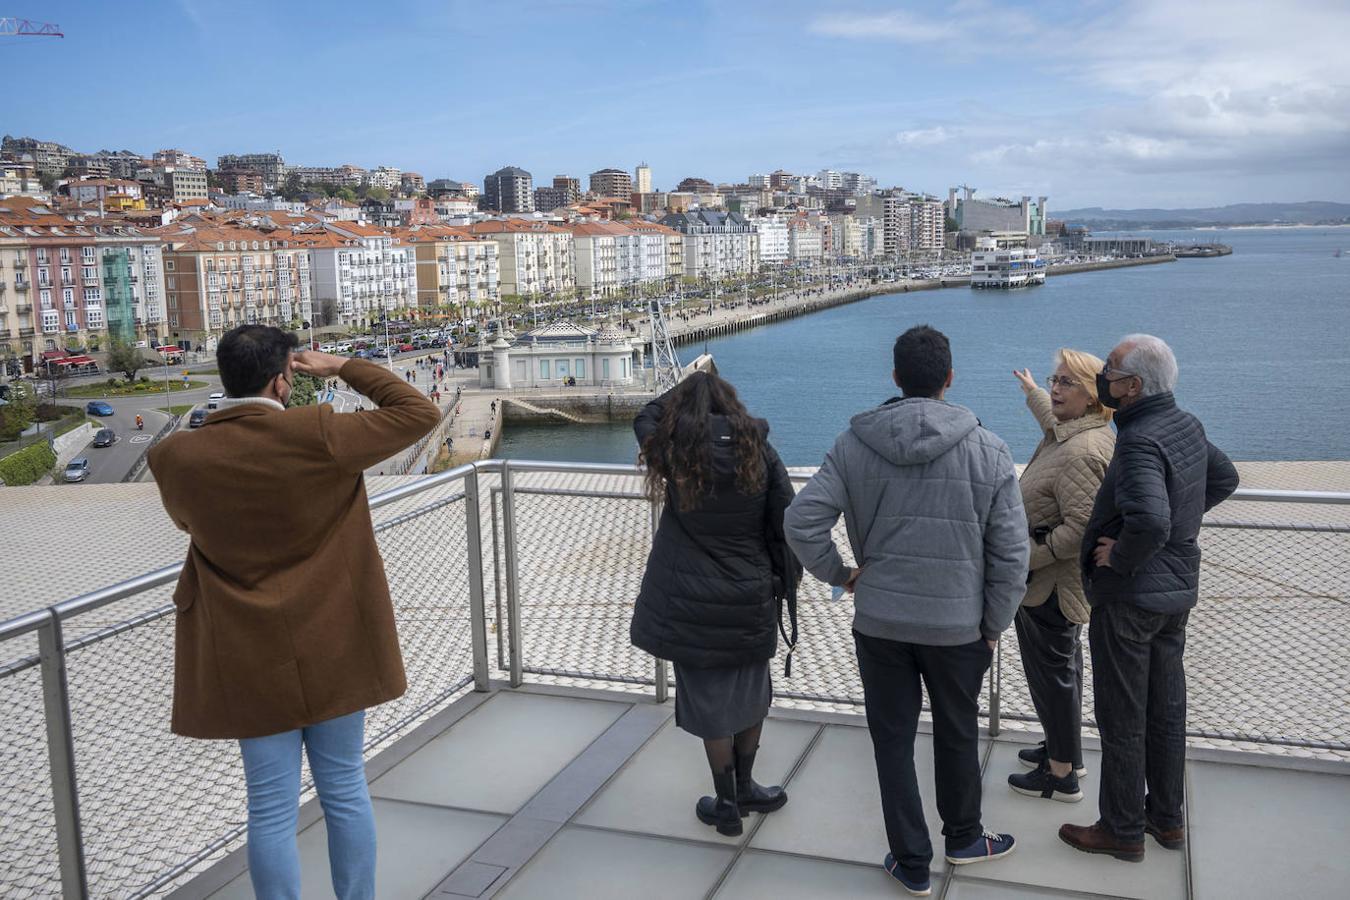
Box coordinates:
[785,325,1029,896]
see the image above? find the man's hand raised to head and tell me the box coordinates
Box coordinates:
[291,350,349,380]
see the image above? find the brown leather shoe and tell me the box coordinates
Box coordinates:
[1058,823,1145,862]
[1145,819,1185,850]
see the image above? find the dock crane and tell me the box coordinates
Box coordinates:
[0,17,63,37]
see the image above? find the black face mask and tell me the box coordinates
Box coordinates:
[1097,373,1122,410]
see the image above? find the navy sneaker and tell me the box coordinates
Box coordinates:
[1008,766,1083,802]
[882,853,931,896]
[1018,741,1087,778]
[945,830,1016,865]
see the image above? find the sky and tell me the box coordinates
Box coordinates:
[4,0,1348,209]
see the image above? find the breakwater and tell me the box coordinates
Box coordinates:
[654,255,1177,349]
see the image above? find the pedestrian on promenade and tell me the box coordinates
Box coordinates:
[630,371,801,838]
[1007,351,1115,803]
[1060,335,1237,862]
[147,325,439,899]
[784,325,1028,895]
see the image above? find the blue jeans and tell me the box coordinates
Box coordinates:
[238,710,376,900]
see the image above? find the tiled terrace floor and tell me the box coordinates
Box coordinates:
[179,685,1350,900]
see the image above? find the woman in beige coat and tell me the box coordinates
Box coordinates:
[1007,349,1115,803]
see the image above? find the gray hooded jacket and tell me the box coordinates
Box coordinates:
[784,397,1029,646]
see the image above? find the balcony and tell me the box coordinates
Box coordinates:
[1,462,1346,899]
[14,303,32,314]
[18,326,34,337]
[14,281,29,292]
[13,257,27,269]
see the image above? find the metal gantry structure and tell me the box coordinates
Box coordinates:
[648,297,682,393]
[0,18,64,37]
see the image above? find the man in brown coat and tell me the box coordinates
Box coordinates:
[149,324,439,899]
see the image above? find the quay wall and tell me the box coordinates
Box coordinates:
[502,393,650,424]
[1046,254,1176,276]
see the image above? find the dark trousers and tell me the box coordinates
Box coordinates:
[1089,602,1189,841]
[853,631,991,879]
[1013,592,1084,768]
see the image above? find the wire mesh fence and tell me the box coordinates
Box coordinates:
[1,463,1346,897]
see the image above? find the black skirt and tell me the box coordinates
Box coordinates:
[672,660,772,739]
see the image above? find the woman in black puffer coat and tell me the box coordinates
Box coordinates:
[631,371,800,837]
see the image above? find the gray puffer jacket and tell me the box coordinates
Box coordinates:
[785,397,1029,646]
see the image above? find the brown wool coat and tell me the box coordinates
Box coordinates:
[1018,388,1115,624]
[148,360,440,739]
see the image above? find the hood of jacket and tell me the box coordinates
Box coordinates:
[848,397,980,466]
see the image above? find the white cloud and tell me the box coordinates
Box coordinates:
[812,0,1350,198]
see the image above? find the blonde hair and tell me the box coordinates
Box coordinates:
[1056,347,1113,421]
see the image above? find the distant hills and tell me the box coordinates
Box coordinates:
[1053,202,1350,229]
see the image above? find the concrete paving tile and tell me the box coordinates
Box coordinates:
[712,849,943,899]
[575,716,818,845]
[973,743,1185,899]
[494,826,734,900]
[1189,759,1350,900]
[209,800,504,899]
[750,723,970,866]
[369,691,628,814]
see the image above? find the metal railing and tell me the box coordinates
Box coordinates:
[0,460,1347,897]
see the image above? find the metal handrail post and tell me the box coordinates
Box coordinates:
[463,467,490,691]
[649,498,669,703]
[501,462,524,687]
[989,639,1002,737]
[490,488,504,667]
[38,610,88,898]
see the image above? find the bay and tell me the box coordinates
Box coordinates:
[497,227,1350,466]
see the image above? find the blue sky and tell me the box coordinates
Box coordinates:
[5,0,1348,208]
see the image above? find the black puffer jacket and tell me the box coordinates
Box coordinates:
[630,398,800,668]
[1080,392,1239,614]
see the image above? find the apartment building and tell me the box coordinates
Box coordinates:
[215,153,286,188]
[552,176,581,204]
[754,217,791,264]
[65,156,111,179]
[660,210,759,278]
[166,170,209,204]
[567,222,622,298]
[1,136,76,178]
[400,172,426,194]
[292,165,366,188]
[483,166,534,214]
[0,162,40,198]
[467,220,575,298]
[156,219,313,343]
[216,169,266,195]
[588,168,632,199]
[625,220,683,282]
[533,187,572,212]
[634,163,652,195]
[363,166,402,191]
[908,196,946,251]
[0,199,167,367]
[64,179,146,211]
[395,226,500,318]
[308,221,417,325]
[153,149,207,171]
[788,218,824,262]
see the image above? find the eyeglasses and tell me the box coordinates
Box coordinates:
[1045,375,1082,390]
[1100,364,1136,382]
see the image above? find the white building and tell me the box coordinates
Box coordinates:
[789,218,824,262]
[468,220,576,298]
[829,214,867,259]
[660,211,759,279]
[302,222,416,324]
[970,238,1045,289]
[754,217,791,265]
[569,222,622,298]
[363,166,403,191]
[634,163,652,195]
[478,322,638,390]
[816,169,843,190]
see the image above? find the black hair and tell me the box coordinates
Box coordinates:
[217,325,298,397]
[892,324,951,398]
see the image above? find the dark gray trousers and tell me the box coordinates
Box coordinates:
[1089,602,1189,841]
[1013,592,1084,768]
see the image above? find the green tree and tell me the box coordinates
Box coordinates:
[106,341,148,382]
[945,215,960,232]
[366,186,390,202]
[287,372,322,407]
[336,187,357,202]
[0,381,37,441]
[281,172,304,200]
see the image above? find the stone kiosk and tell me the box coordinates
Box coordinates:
[478,321,641,390]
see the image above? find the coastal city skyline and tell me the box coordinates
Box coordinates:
[4,0,1348,209]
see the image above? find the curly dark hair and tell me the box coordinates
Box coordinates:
[640,371,766,511]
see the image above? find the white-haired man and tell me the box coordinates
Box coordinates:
[1059,334,1238,862]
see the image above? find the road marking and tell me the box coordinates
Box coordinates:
[130,435,152,444]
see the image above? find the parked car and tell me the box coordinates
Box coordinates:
[188,408,208,428]
[398,342,415,352]
[86,401,115,417]
[207,392,224,409]
[63,458,90,483]
[337,342,353,353]
[92,428,117,447]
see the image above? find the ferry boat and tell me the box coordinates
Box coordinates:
[970,239,1046,289]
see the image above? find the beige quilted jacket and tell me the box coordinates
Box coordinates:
[1018,388,1115,623]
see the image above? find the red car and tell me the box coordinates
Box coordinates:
[398,343,415,352]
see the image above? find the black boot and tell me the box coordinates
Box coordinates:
[695,766,742,836]
[736,746,787,814]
